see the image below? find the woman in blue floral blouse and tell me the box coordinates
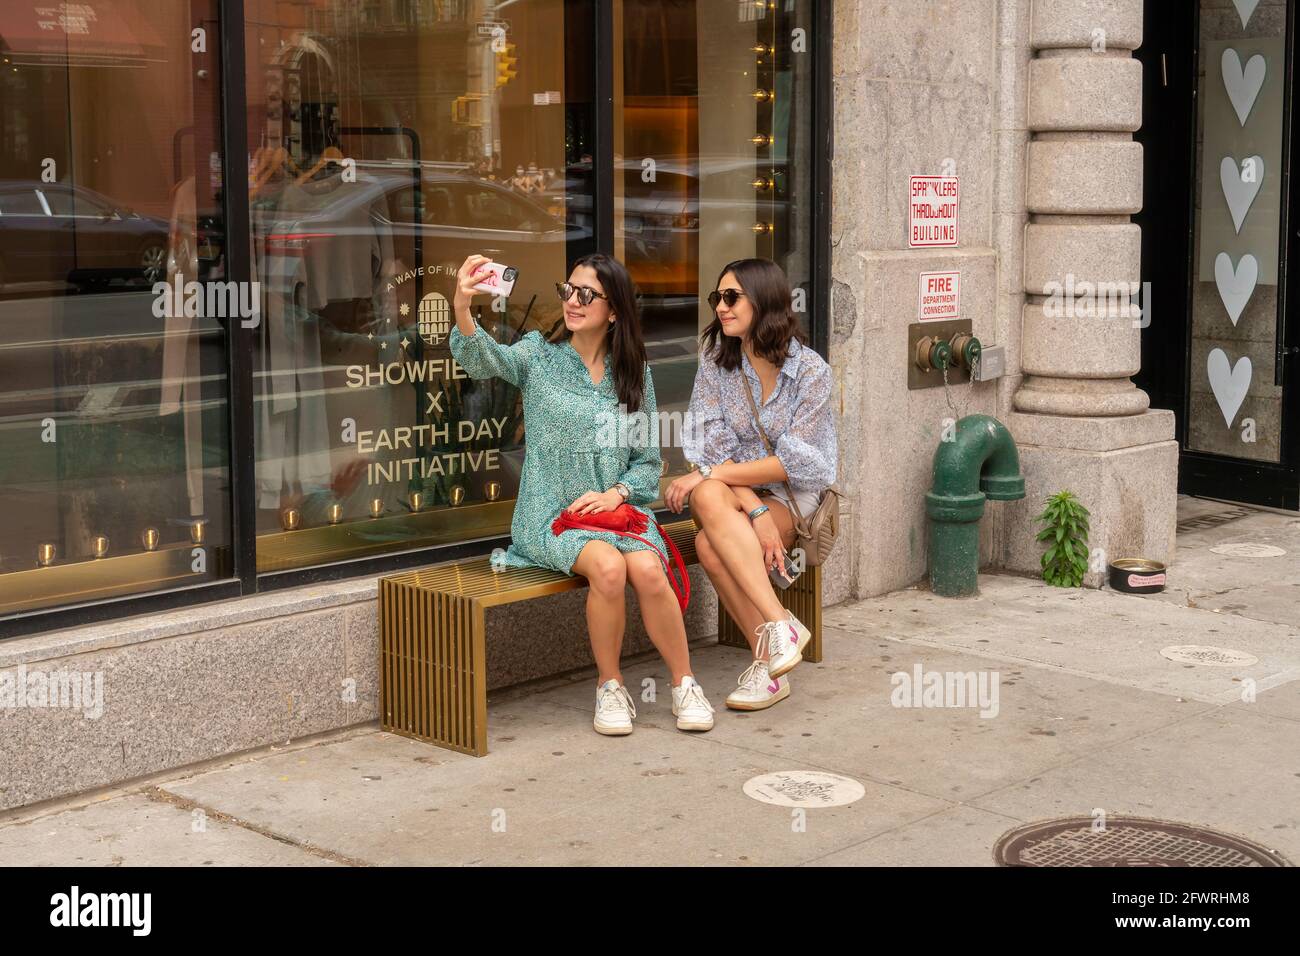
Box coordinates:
[667,258,837,713]
[450,253,715,737]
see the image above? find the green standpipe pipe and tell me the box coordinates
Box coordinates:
[925,414,1026,597]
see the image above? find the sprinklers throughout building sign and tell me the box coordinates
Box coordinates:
[909,175,959,247]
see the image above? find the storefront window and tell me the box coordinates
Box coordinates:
[615,0,817,476]
[0,1,231,616]
[1187,2,1287,461]
[245,0,583,572]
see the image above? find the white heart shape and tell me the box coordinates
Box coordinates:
[1221,49,1266,126]
[1213,252,1258,326]
[1219,155,1264,233]
[1207,348,1252,427]
[1232,0,1260,28]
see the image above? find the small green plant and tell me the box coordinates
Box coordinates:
[1035,490,1090,587]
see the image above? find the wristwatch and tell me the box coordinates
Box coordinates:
[696,463,712,480]
[613,482,631,500]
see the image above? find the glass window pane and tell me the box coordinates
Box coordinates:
[0,1,232,617]
[245,0,583,572]
[615,0,817,478]
[1186,5,1287,461]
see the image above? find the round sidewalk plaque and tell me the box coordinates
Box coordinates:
[743,771,865,808]
[1160,645,1258,667]
[995,816,1288,867]
[1210,542,1287,557]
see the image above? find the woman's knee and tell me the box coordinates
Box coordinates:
[582,548,627,598]
[690,478,737,518]
[626,554,670,596]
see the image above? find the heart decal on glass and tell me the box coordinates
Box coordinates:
[1219,155,1264,233]
[1207,348,1252,427]
[1231,0,1260,29]
[1213,252,1258,326]
[1221,49,1266,126]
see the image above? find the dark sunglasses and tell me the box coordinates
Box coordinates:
[556,282,608,306]
[707,289,746,309]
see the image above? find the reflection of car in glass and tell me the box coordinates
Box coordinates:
[255,167,590,310]
[0,181,170,292]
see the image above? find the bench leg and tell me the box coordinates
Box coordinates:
[716,564,822,663]
[381,583,489,757]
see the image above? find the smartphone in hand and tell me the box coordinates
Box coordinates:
[472,262,518,297]
[769,550,799,590]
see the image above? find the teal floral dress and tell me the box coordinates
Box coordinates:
[449,321,667,574]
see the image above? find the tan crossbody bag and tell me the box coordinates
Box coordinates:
[741,378,841,567]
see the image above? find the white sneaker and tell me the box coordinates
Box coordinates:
[725,659,790,711]
[594,679,636,736]
[671,675,715,732]
[757,613,811,679]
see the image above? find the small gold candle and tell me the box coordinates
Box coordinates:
[92,535,110,559]
[408,491,424,513]
[280,508,301,531]
[140,528,161,551]
[449,485,465,507]
[327,503,344,525]
[369,498,384,518]
[37,542,56,567]
[484,481,501,502]
[189,520,207,545]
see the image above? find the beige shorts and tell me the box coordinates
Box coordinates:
[757,485,823,520]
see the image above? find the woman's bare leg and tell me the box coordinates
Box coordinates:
[571,539,628,685]
[623,549,692,685]
[697,501,796,658]
[689,479,789,624]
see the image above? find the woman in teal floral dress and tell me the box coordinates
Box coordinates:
[450,253,714,737]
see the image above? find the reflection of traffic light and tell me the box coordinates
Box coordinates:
[495,43,517,87]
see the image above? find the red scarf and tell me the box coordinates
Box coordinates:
[551,503,690,613]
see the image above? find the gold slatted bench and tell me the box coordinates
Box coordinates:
[379,518,823,755]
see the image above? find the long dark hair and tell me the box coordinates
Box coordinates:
[701,258,806,371]
[559,253,647,413]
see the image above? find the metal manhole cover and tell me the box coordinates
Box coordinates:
[995,817,1288,867]
[743,771,865,808]
[1210,542,1287,557]
[1160,644,1259,667]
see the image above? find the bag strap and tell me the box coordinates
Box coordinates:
[740,373,810,534]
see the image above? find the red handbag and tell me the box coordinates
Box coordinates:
[551,503,690,613]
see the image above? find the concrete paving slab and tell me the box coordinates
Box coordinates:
[529,632,1214,804]
[969,706,1300,863]
[0,793,335,866]
[1157,507,1300,629]
[824,575,1300,704]
[803,805,1019,866]
[158,702,954,867]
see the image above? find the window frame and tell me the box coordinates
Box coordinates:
[0,0,833,640]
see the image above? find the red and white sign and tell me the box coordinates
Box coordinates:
[918,271,960,321]
[909,176,959,247]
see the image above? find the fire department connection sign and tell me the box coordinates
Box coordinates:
[918,271,960,321]
[909,175,959,247]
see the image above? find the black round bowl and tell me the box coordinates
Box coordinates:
[1108,558,1167,594]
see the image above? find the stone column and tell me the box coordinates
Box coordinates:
[1003,0,1178,583]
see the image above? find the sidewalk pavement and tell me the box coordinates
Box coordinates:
[2,497,1297,866]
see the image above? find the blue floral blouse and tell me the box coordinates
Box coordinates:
[683,338,837,496]
[449,322,667,574]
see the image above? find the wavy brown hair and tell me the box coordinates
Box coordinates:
[701,258,806,370]
[556,253,647,412]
